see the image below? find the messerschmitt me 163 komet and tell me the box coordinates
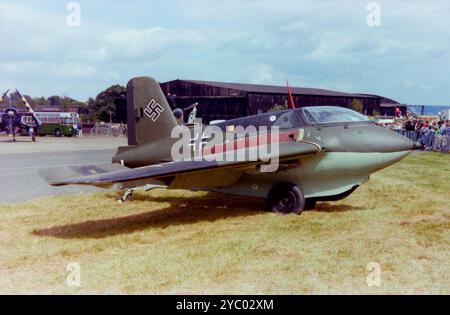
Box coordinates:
[40,76,421,214]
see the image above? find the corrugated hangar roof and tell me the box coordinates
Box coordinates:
[177,79,379,98]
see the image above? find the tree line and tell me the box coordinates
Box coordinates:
[1,85,127,123]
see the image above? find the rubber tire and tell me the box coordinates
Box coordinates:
[267,182,305,215]
[304,199,317,210]
[54,129,62,137]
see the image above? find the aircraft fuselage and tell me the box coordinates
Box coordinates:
[113,106,417,201]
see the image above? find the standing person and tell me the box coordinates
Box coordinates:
[404,120,414,140]
[73,122,78,137]
[444,120,450,153]
[28,126,36,143]
[166,93,177,110]
[415,120,423,144]
[437,120,447,152]
[77,123,83,137]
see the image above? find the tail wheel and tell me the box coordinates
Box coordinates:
[267,182,305,215]
[54,128,62,137]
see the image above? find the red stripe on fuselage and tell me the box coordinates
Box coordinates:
[202,129,299,156]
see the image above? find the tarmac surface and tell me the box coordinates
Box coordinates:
[0,136,127,204]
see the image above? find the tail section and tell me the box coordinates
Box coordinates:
[126,76,177,146]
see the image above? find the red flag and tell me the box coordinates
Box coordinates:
[286,80,295,109]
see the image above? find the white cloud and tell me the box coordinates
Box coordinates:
[280,20,309,32]
[48,64,97,78]
[103,71,121,81]
[218,31,277,54]
[250,64,275,84]
[0,61,96,79]
[103,27,206,61]
[310,32,361,60]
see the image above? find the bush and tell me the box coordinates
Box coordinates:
[268,101,289,112]
[351,99,363,113]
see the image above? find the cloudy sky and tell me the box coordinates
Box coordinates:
[1,0,449,104]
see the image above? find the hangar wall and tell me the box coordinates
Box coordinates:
[160,79,401,123]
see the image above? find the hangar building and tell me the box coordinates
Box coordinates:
[160,79,402,123]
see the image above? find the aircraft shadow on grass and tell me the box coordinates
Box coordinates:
[32,193,366,239]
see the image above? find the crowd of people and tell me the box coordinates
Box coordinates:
[378,117,450,153]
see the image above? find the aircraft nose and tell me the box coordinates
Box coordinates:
[413,141,424,150]
[366,126,415,152]
[385,130,415,152]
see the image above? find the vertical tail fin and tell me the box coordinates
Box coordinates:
[126,77,177,146]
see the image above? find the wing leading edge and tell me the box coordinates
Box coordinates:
[41,141,321,187]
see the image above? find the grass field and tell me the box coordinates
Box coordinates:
[0,152,448,294]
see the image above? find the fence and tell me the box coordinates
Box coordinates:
[394,129,450,153]
[89,123,127,137]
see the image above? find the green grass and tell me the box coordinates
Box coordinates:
[0,152,448,294]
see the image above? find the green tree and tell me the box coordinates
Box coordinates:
[47,95,62,106]
[350,99,363,113]
[91,84,126,123]
[8,91,25,108]
[268,101,289,112]
[32,96,48,105]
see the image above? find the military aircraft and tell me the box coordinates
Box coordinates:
[40,76,421,214]
[0,89,41,142]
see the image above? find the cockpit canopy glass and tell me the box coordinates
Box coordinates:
[301,106,370,124]
[273,110,303,129]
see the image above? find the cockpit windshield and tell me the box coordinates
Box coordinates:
[273,110,302,129]
[301,106,370,124]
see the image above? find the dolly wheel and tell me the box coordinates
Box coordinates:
[267,182,305,215]
[118,190,133,203]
